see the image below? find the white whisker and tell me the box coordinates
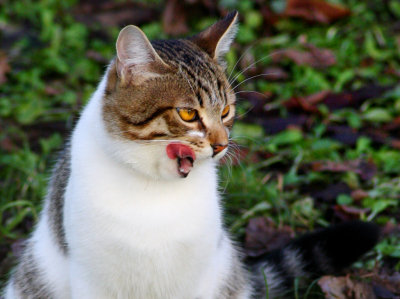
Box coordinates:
[229,49,287,86]
[232,73,279,91]
[233,97,255,118]
[227,42,257,83]
[234,90,270,99]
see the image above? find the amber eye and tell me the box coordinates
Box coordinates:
[177,108,197,122]
[221,105,230,118]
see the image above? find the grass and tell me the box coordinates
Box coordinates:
[1,0,400,295]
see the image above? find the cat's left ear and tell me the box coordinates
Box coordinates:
[190,11,238,67]
[116,25,171,85]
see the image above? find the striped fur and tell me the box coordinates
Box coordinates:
[103,37,236,148]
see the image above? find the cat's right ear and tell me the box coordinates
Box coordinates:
[116,25,171,85]
[190,11,238,68]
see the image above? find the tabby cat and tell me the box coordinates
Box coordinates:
[4,11,379,299]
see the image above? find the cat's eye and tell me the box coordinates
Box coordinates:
[177,108,198,122]
[221,105,230,118]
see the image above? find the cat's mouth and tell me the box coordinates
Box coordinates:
[166,143,196,177]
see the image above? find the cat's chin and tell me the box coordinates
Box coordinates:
[100,134,215,180]
[138,156,214,181]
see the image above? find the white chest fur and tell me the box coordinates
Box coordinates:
[63,79,232,298]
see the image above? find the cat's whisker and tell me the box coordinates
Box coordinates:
[220,141,241,193]
[221,157,232,193]
[232,72,279,91]
[234,90,270,99]
[230,134,260,144]
[228,49,287,86]
[227,42,257,83]
[233,96,256,118]
[228,142,241,156]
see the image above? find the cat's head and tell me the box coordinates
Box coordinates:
[102,11,238,180]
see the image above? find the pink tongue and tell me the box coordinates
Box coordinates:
[166,143,196,161]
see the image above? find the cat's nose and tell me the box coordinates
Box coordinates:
[212,144,228,156]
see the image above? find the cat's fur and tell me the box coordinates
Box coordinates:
[4,11,379,299]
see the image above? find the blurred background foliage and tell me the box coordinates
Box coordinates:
[0,0,400,296]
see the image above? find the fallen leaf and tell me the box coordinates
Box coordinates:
[323,85,393,110]
[285,90,330,113]
[284,85,394,113]
[244,217,294,257]
[311,159,377,180]
[272,45,336,68]
[0,52,11,85]
[351,189,369,201]
[383,116,400,131]
[381,222,400,237]
[372,283,398,298]
[162,0,189,36]
[284,0,351,24]
[74,2,158,27]
[44,86,61,96]
[318,275,376,299]
[262,66,289,81]
[372,272,400,297]
[385,66,400,78]
[333,205,371,221]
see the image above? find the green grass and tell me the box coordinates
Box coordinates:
[1,0,400,295]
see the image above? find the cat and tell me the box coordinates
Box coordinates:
[3,11,380,299]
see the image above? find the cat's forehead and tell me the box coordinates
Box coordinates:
[152,39,232,107]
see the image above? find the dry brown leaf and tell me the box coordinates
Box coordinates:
[74,2,157,27]
[318,275,376,299]
[333,205,370,221]
[351,189,369,201]
[285,90,330,113]
[262,66,289,81]
[373,272,400,296]
[272,45,336,69]
[311,159,377,180]
[284,0,351,24]
[0,52,11,85]
[162,0,189,36]
[244,217,294,257]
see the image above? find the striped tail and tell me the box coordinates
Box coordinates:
[247,221,380,298]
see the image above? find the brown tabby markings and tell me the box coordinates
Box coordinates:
[102,38,235,149]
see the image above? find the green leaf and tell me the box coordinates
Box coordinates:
[363,108,392,123]
[237,26,257,44]
[337,194,353,205]
[364,31,393,61]
[268,129,303,146]
[244,11,263,29]
[231,122,264,140]
[389,0,400,17]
